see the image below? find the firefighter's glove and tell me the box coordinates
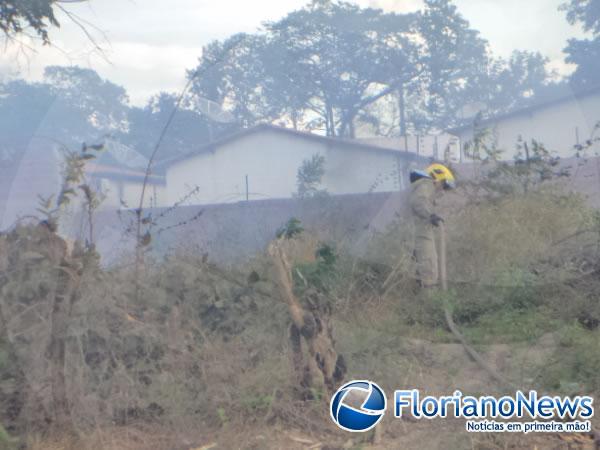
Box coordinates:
[430,214,444,226]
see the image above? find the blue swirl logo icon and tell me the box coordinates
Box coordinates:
[330,380,387,432]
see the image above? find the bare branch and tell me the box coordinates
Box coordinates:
[54,4,111,63]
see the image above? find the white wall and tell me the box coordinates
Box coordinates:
[96,178,167,209]
[122,181,166,209]
[1,144,62,230]
[455,92,600,160]
[166,129,411,205]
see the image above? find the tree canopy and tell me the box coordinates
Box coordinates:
[0,66,226,163]
[0,0,577,164]
[189,0,552,137]
[120,92,236,159]
[0,0,59,44]
[561,0,600,87]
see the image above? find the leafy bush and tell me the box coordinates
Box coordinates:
[0,424,16,450]
[293,243,338,295]
[296,154,327,199]
[539,323,600,392]
[464,308,559,344]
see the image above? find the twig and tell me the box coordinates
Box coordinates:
[133,35,246,301]
[55,4,111,63]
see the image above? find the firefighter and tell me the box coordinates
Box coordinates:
[409,163,455,288]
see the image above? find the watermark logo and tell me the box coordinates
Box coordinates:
[330,380,386,432]
[330,382,595,434]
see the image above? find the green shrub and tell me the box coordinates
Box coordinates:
[395,288,449,328]
[538,323,600,392]
[464,308,558,344]
[293,243,338,296]
[0,424,16,450]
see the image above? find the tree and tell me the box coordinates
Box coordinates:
[296,154,327,199]
[564,38,600,87]
[409,1,550,132]
[0,66,129,159]
[0,0,59,44]
[0,0,101,51]
[120,92,227,159]
[411,0,490,131]
[43,66,129,136]
[189,33,275,129]
[0,68,229,164]
[265,0,420,137]
[190,0,421,137]
[561,0,600,87]
[485,50,551,113]
[190,0,552,138]
[0,79,55,160]
[562,0,600,34]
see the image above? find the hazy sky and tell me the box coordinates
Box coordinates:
[0,0,588,105]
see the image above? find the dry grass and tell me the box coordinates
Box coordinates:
[2,187,600,449]
[447,189,593,285]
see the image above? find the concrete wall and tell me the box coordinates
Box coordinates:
[86,192,410,265]
[455,92,600,160]
[166,129,415,206]
[78,155,600,266]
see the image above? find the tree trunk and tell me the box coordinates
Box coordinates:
[268,239,345,396]
[338,110,357,139]
[326,104,335,137]
[398,84,407,137]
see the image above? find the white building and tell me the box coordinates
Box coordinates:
[163,124,425,206]
[0,139,166,230]
[85,164,166,209]
[358,134,461,162]
[448,85,600,161]
[85,139,166,209]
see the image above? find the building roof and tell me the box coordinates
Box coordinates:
[86,163,166,185]
[447,83,600,135]
[97,139,150,171]
[160,123,425,168]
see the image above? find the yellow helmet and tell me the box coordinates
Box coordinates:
[427,163,455,189]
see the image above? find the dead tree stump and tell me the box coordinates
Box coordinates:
[268,237,345,397]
